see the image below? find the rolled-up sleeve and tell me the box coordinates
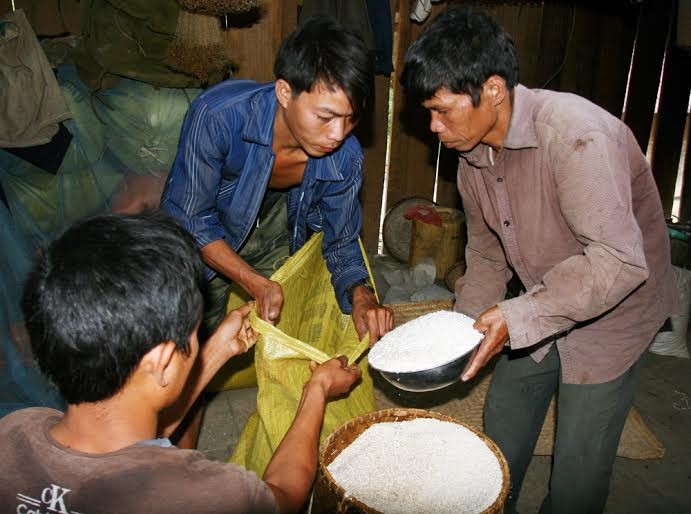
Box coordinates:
[499,130,649,349]
[161,101,229,248]
[320,157,369,313]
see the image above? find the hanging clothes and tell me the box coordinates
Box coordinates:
[5,122,73,175]
[365,0,394,75]
[299,0,375,53]
[0,9,71,148]
[299,0,394,75]
[410,0,445,23]
[75,0,200,90]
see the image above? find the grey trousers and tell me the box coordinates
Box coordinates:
[484,344,640,514]
[200,194,290,341]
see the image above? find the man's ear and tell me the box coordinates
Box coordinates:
[140,341,178,388]
[275,79,293,110]
[483,75,508,107]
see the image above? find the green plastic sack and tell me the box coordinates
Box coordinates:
[91,79,200,175]
[0,64,197,246]
[75,0,199,89]
[230,232,376,475]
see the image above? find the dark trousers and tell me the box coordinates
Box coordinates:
[484,344,640,514]
[200,193,290,341]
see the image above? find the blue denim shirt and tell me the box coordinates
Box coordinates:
[161,80,368,312]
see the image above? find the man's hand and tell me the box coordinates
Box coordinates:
[200,240,284,324]
[351,285,394,344]
[158,302,257,438]
[246,275,284,324]
[263,356,362,513]
[308,356,362,399]
[211,301,258,357]
[461,305,508,382]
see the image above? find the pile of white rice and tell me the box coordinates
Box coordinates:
[368,310,483,372]
[326,418,503,514]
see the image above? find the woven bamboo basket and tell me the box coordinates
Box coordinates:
[386,298,455,327]
[312,408,510,514]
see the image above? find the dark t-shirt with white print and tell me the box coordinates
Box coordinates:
[0,408,278,514]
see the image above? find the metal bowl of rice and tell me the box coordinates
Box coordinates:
[368,310,483,393]
[376,348,477,392]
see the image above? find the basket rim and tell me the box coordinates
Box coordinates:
[317,407,510,514]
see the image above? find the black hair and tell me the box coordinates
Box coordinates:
[22,211,204,405]
[400,7,518,106]
[274,16,374,122]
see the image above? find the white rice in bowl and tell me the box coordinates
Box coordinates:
[368,310,483,373]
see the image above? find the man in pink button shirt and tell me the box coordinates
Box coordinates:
[401,7,678,513]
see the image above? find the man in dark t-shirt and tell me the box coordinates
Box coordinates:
[0,212,361,514]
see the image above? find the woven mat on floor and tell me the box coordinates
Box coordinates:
[379,300,665,460]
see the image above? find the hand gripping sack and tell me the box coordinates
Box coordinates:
[230,232,376,475]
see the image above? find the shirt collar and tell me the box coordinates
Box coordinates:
[317,152,344,181]
[502,84,539,150]
[242,83,277,147]
[460,83,538,168]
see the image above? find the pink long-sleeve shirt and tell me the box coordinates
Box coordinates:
[455,84,678,384]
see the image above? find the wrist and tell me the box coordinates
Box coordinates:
[346,278,374,304]
[303,376,330,402]
[243,270,269,294]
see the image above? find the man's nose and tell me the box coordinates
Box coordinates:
[429,113,444,134]
[328,118,348,142]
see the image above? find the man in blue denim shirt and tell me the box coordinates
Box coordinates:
[161,18,393,351]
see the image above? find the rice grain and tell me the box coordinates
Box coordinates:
[368,310,483,372]
[326,418,503,514]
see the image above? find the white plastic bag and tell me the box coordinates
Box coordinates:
[650,266,691,358]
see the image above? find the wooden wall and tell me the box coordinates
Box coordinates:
[3,0,687,250]
[646,1,691,219]
[388,0,641,226]
[385,0,689,252]
[221,3,298,83]
[0,0,7,14]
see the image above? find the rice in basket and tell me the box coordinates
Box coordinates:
[326,417,504,514]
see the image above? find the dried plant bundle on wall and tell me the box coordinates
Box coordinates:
[168,10,230,84]
[178,0,261,16]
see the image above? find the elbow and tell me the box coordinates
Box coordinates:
[602,261,649,307]
[637,263,650,285]
[264,477,312,514]
[628,253,650,287]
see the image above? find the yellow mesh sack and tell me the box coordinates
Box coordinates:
[229,232,376,475]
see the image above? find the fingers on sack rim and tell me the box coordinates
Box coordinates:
[267,307,279,323]
[262,307,274,323]
[235,301,254,317]
[242,328,256,352]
